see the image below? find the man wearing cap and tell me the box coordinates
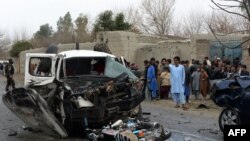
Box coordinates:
[5,59,15,91]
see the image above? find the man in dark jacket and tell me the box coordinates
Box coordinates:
[5,59,15,91]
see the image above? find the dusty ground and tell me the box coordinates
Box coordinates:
[142,99,223,141]
[0,74,223,141]
[148,98,222,119]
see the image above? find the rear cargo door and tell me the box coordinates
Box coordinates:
[25,53,56,86]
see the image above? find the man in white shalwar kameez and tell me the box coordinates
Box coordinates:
[170,56,189,110]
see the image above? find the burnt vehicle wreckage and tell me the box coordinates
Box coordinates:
[211,76,250,131]
[2,45,171,140]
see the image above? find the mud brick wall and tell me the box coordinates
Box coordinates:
[194,39,210,61]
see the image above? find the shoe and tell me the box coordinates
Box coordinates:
[182,106,189,110]
[175,105,180,108]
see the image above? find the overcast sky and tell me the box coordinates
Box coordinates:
[0,0,214,38]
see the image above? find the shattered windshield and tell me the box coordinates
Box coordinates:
[63,57,137,80]
[104,57,137,79]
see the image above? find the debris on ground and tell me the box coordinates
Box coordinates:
[209,130,219,134]
[197,128,220,135]
[184,136,192,141]
[142,112,151,115]
[86,118,171,141]
[22,126,34,132]
[8,131,17,136]
[196,104,209,109]
[197,128,212,133]
[178,121,192,125]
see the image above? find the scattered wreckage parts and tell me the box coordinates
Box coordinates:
[8,131,17,137]
[197,129,221,135]
[196,104,210,109]
[86,118,171,141]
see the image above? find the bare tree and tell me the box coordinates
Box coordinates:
[139,0,175,35]
[211,0,250,22]
[206,11,239,34]
[235,15,250,33]
[181,11,207,37]
[171,19,184,37]
[207,0,250,54]
[12,28,31,43]
[123,6,141,33]
[75,13,91,42]
[0,30,11,51]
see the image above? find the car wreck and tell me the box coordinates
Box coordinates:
[2,49,170,140]
[211,76,250,131]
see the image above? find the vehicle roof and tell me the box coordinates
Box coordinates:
[59,50,115,58]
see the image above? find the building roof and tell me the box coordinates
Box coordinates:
[59,50,115,58]
[158,39,191,44]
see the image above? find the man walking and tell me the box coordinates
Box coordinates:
[5,59,15,92]
[170,56,188,110]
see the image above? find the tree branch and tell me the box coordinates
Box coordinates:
[208,24,250,49]
[211,0,250,21]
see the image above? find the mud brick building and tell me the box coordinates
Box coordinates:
[17,31,250,73]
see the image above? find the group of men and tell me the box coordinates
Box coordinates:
[143,56,189,110]
[142,55,250,110]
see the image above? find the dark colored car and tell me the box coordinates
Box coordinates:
[211,76,250,131]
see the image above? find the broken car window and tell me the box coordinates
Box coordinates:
[104,57,137,79]
[29,57,52,77]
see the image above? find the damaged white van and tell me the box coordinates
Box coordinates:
[3,50,145,138]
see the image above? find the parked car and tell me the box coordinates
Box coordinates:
[2,50,145,138]
[210,76,250,131]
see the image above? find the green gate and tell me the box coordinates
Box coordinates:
[210,40,242,63]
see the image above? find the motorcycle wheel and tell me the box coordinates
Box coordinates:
[219,108,241,131]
